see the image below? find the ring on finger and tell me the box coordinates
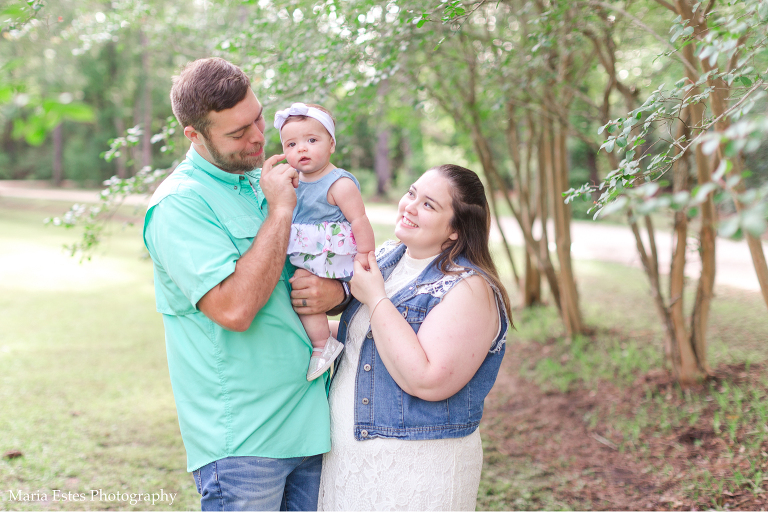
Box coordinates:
[302,299,307,307]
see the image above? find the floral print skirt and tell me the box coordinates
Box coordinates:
[287,221,357,281]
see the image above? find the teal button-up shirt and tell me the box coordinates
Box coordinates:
[143,146,330,472]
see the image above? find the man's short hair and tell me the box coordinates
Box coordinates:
[170,58,251,137]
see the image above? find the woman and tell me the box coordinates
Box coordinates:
[318,164,513,511]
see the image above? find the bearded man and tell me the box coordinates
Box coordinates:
[143,57,346,511]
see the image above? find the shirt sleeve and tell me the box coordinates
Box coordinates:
[145,193,239,312]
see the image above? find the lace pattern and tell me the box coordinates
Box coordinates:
[414,270,475,298]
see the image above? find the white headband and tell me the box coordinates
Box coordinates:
[274,103,336,144]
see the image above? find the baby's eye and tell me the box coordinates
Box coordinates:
[287,142,296,148]
[309,138,317,143]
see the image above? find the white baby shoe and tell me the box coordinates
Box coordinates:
[307,336,345,381]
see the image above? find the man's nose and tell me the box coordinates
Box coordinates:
[249,123,265,144]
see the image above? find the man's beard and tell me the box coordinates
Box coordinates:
[206,140,265,174]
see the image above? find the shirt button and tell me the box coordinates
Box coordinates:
[362,398,369,405]
[234,185,238,189]
[361,430,368,438]
[363,364,371,371]
[366,332,373,339]
[402,310,408,318]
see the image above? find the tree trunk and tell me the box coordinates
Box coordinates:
[140,29,152,169]
[374,79,391,197]
[114,114,128,179]
[524,251,542,307]
[680,2,713,379]
[52,123,63,187]
[542,109,584,337]
[487,185,521,292]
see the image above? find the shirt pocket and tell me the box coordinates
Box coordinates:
[397,304,428,332]
[223,215,263,256]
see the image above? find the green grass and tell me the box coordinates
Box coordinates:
[0,198,197,510]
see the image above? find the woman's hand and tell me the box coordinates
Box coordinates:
[350,251,387,306]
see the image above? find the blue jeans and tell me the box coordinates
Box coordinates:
[192,454,323,511]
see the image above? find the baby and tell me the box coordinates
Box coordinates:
[274,103,375,381]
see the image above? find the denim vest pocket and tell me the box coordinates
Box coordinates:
[396,304,427,325]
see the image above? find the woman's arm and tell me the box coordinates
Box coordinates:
[350,252,500,401]
[328,177,375,255]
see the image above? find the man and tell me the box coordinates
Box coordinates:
[143,57,347,511]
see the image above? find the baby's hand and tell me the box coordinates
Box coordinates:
[355,252,371,271]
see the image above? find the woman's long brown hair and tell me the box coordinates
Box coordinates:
[431,164,513,324]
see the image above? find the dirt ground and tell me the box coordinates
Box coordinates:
[482,338,768,510]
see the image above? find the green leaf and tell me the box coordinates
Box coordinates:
[693,182,718,203]
[53,102,95,123]
[740,76,753,86]
[600,196,628,217]
[0,85,13,104]
[719,215,740,238]
[616,137,627,148]
[741,209,767,237]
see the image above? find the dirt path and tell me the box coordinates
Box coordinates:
[1,180,764,291]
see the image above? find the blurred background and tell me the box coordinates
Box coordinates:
[2,0,768,509]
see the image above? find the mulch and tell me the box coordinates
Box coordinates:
[482,339,768,510]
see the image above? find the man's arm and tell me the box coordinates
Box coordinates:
[198,154,298,331]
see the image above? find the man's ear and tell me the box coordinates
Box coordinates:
[184,125,203,145]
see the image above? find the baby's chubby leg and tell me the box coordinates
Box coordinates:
[300,313,344,381]
[299,312,332,348]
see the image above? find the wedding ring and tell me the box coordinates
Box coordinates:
[302,299,307,307]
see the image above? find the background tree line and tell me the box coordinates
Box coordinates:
[3,0,768,386]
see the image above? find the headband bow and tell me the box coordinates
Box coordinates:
[274,102,336,144]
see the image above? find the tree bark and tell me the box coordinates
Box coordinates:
[140,29,152,169]
[52,123,63,187]
[374,79,391,197]
[679,0,714,378]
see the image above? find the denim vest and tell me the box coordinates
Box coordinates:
[337,242,508,441]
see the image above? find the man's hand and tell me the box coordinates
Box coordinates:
[260,154,298,214]
[290,269,345,315]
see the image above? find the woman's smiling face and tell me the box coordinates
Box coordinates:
[395,170,458,259]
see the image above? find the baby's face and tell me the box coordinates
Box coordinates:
[280,118,335,176]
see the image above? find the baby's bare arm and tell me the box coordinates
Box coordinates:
[328,178,375,255]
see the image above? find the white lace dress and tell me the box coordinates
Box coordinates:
[318,252,483,511]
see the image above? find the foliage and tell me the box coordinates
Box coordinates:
[45,116,178,259]
[1,2,95,147]
[565,0,768,240]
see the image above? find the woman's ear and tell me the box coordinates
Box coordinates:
[448,231,458,241]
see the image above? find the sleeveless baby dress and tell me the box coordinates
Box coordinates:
[287,169,360,281]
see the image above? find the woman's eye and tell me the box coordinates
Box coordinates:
[424,202,433,209]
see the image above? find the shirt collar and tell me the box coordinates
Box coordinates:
[186,145,244,186]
